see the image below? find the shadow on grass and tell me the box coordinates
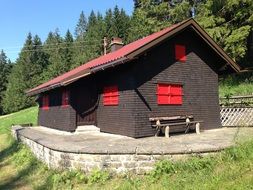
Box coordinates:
[0,138,19,163]
[0,158,38,189]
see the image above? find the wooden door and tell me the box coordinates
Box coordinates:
[75,83,98,126]
[77,107,97,125]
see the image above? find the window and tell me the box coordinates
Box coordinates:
[175,44,186,62]
[62,90,70,107]
[157,83,183,105]
[42,94,49,110]
[103,85,119,106]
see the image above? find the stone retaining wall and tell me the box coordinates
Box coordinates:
[14,128,212,174]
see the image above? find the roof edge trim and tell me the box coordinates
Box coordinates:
[26,83,62,96]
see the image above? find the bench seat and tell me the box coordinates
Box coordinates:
[149,115,203,138]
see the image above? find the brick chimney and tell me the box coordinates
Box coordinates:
[110,37,123,52]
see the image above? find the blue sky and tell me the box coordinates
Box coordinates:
[0,0,134,62]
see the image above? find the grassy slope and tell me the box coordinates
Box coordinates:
[1,108,253,189]
[0,107,38,135]
[219,75,253,97]
[219,82,253,97]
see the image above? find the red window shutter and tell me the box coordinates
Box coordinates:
[170,95,182,104]
[170,85,182,95]
[42,95,49,110]
[175,45,186,62]
[158,95,170,105]
[157,84,169,95]
[170,84,182,104]
[157,84,183,105]
[62,90,69,107]
[103,85,119,106]
[157,84,169,104]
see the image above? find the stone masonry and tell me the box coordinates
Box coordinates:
[12,125,252,174]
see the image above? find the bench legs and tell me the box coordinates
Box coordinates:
[154,121,200,137]
[155,120,161,137]
[155,126,161,137]
[155,126,170,138]
[165,126,170,138]
[196,122,200,134]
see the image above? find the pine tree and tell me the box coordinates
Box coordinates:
[128,0,193,43]
[72,11,89,68]
[127,0,171,42]
[0,50,12,114]
[2,33,47,113]
[75,11,87,39]
[133,0,141,9]
[103,7,131,51]
[87,10,97,29]
[62,29,74,69]
[43,29,66,79]
[113,6,130,41]
[81,11,105,61]
[30,34,49,86]
[196,0,253,64]
[43,29,76,79]
[105,9,117,39]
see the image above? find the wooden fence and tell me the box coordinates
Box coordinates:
[220,95,253,127]
[220,95,253,106]
[220,107,253,127]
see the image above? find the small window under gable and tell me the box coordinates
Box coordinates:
[103,85,119,106]
[175,44,186,62]
[62,89,70,107]
[42,94,49,110]
[157,83,183,105]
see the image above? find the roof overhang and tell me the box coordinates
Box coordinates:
[27,69,91,96]
[26,57,129,96]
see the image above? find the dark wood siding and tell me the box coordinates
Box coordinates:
[131,29,223,137]
[38,88,76,132]
[96,64,137,137]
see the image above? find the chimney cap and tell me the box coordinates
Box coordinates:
[110,37,123,46]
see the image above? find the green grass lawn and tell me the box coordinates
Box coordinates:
[1,107,253,189]
[219,75,253,97]
[219,82,253,97]
[0,107,38,135]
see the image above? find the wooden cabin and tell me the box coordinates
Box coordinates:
[27,19,240,138]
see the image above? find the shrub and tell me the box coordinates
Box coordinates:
[223,141,253,162]
[88,169,111,184]
[149,156,216,181]
[12,144,38,168]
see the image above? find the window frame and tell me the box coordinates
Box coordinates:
[157,83,183,105]
[103,85,119,106]
[42,94,49,110]
[62,89,70,108]
[175,44,186,62]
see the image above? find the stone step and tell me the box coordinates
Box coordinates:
[75,125,100,133]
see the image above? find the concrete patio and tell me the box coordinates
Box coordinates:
[13,126,253,154]
[12,126,253,173]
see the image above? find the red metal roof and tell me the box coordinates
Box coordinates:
[27,18,240,95]
[28,21,181,94]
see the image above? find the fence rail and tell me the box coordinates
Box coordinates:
[220,95,253,106]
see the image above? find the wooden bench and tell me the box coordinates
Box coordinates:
[149,115,203,138]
